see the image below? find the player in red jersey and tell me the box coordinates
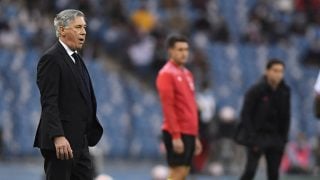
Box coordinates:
[156,34,202,180]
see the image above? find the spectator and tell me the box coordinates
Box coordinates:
[189,48,210,86]
[215,106,238,175]
[290,12,308,36]
[314,136,320,175]
[281,132,313,174]
[160,0,180,11]
[131,5,156,33]
[241,18,265,44]
[193,81,216,173]
[303,39,320,66]
[103,0,127,24]
[210,16,230,43]
[295,0,320,23]
[151,27,168,77]
[127,33,156,76]
[162,10,190,35]
[190,0,209,11]
[275,0,294,13]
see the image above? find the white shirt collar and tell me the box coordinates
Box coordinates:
[59,39,76,63]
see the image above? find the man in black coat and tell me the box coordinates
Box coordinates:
[235,59,290,180]
[33,9,103,180]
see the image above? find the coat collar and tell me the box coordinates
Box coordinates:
[55,42,92,106]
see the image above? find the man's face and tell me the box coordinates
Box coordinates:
[59,16,86,51]
[265,64,284,85]
[169,42,189,65]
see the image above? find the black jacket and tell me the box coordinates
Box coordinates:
[235,77,291,148]
[34,42,103,150]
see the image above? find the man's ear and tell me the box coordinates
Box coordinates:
[59,26,65,36]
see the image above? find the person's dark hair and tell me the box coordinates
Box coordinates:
[266,59,285,70]
[166,34,189,49]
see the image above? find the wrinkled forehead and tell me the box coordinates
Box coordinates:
[68,16,86,26]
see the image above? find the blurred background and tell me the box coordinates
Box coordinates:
[1,0,320,179]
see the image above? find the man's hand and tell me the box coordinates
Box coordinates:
[172,138,184,154]
[194,137,202,156]
[53,136,73,160]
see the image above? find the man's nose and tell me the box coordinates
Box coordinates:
[81,27,86,35]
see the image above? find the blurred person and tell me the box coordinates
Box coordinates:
[295,0,320,22]
[289,12,308,36]
[163,11,190,35]
[193,81,216,173]
[235,59,291,180]
[275,0,294,13]
[314,136,320,174]
[131,4,156,33]
[151,27,168,76]
[281,132,313,174]
[241,18,264,44]
[303,39,320,66]
[90,146,105,178]
[197,81,216,132]
[244,1,289,44]
[190,0,209,11]
[210,17,230,43]
[216,106,237,140]
[156,34,202,180]
[0,23,22,49]
[190,49,210,84]
[160,0,180,10]
[313,46,320,118]
[34,9,103,180]
[215,106,238,175]
[127,33,156,76]
[103,0,126,23]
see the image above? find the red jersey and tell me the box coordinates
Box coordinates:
[156,60,198,139]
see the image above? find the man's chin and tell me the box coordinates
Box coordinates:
[76,45,84,50]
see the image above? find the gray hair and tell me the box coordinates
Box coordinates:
[54,9,85,37]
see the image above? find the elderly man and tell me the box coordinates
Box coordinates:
[34,9,103,180]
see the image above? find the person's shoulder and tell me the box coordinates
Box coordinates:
[39,42,64,63]
[184,67,193,76]
[42,42,62,57]
[249,78,264,90]
[245,78,265,96]
[281,81,291,94]
[158,62,177,75]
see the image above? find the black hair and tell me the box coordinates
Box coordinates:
[166,34,189,49]
[266,58,285,70]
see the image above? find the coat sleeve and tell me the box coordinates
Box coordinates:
[240,85,259,136]
[156,72,181,139]
[37,54,64,140]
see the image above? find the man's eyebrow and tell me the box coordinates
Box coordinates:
[74,24,87,27]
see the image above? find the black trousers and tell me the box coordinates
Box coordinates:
[41,148,93,180]
[240,147,284,180]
